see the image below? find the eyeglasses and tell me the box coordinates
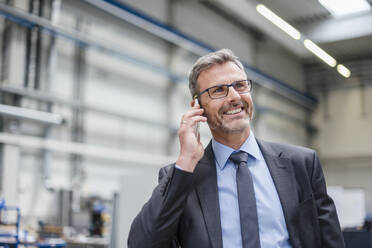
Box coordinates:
[194,79,252,100]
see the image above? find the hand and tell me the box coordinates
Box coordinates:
[176,100,207,172]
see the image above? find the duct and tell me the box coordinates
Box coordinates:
[109,192,119,248]
[0,84,176,132]
[0,2,316,128]
[0,6,10,81]
[300,12,372,43]
[0,103,64,125]
[0,83,315,134]
[24,0,44,89]
[83,0,212,56]
[75,0,317,109]
[0,2,182,81]
[0,132,173,167]
[0,81,316,135]
[42,0,61,193]
[70,16,87,213]
[42,126,55,192]
[203,0,310,57]
[164,0,178,155]
[0,1,317,109]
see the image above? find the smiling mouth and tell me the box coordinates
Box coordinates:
[224,107,244,115]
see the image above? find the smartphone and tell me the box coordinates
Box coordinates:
[193,99,201,138]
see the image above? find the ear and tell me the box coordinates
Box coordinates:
[249,102,254,120]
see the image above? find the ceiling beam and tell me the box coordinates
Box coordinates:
[204,0,311,58]
[300,12,372,43]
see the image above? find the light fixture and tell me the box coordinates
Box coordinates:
[303,39,337,67]
[256,4,301,40]
[337,64,351,78]
[318,0,371,17]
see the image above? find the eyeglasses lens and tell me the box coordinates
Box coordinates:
[208,80,250,99]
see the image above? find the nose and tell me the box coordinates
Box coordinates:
[226,86,241,102]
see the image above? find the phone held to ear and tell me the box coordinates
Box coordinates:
[193,99,200,138]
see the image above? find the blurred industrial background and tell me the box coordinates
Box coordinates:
[0,0,371,247]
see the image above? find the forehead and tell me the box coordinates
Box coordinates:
[198,61,246,90]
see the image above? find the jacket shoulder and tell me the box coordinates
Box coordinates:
[258,139,316,159]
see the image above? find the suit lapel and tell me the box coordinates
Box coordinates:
[257,139,301,248]
[194,142,223,248]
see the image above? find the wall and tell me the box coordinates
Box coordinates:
[0,0,310,246]
[311,83,372,213]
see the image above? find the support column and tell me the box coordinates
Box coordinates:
[165,0,178,155]
[70,16,87,213]
[0,121,20,206]
[0,0,29,205]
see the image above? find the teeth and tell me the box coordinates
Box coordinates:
[226,108,242,115]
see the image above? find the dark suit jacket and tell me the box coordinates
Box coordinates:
[128,139,345,248]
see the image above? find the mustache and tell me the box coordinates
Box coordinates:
[219,101,247,113]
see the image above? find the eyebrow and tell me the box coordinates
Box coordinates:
[206,79,247,88]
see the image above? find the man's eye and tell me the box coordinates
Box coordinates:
[213,86,225,93]
[235,81,246,88]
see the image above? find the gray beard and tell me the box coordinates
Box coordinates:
[207,116,251,134]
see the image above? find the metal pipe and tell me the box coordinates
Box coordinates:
[0,2,182,81]
[0,83,312,132]
[0,132,173,167]
[83,0,212,56]
[70,16,87,213]
[0,103,64,125]
[0,1,317,109]
[84,0,317,109]
[41,0,61,193]
[0,84,176,131]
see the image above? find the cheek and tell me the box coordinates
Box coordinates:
[203,99,223,114]
[204,106,219,119]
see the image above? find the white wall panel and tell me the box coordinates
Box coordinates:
[257,40,305,91]
[18,151,68,221]
[49,40,75,99]
[0,0,311,235]
[312,87,372,157]
[311,85,372,213]
[173,1,256,64]
[255,113,307,146]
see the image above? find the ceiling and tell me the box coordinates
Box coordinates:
[258,0,330,24]
[206,0,372,63]
[252,0,372,61]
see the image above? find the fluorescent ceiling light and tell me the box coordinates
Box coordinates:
[256,4,301,40]
[318,0,371,16]
[304,39,337,67]
[337,64,351,78]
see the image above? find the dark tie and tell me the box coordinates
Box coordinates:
[229,151,261,248]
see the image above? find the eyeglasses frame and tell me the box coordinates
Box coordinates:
[193,79,252,100]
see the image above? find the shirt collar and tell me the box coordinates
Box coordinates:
[212,132,262,170]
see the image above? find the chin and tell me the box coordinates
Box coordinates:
[221,119,250,134]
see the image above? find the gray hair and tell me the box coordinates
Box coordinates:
[188,48,244,98]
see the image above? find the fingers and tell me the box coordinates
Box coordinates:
[181,115,207,128]
[183,108,203,120]
[179,102,206,137]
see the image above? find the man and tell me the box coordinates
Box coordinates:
[128,49,345,248]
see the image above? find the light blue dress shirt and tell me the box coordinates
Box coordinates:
[212,132,292,248]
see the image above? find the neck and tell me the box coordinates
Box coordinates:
[212,128,250,150]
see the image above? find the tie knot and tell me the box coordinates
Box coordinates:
[229,151,249,166]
